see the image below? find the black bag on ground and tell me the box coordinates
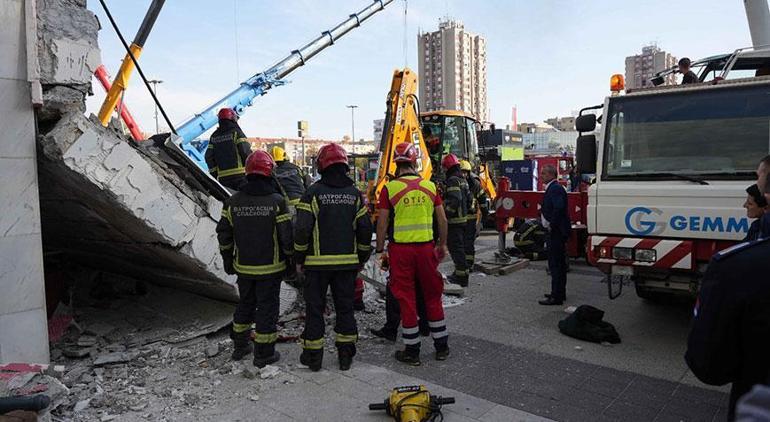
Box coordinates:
[558,305,621,344]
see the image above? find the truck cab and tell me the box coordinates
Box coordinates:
[577,56,770,299]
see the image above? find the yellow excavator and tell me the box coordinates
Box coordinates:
[369,68,496,210]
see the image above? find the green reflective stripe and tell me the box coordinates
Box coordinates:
[296,202,312,212]
[393,223,432,233]
[236,138,250,145]
[209,166,218,174]
[289,198,301,206]
[232,322,252,333]
[294,243,309,252]
[357,243,372,252]
[273,228,279,265]
[234,260,286,275]
[218,167,246,177]
[453,269,468,276]
[220,243,233,251]
[448,217,466,224]
[355,207,368,220]
[446,186,461,192]
[254,332,277,344]
[276,213,291,223]
[311,197,320,256]
[335,333,358,344]
[302,338,324,350]
[304,254,359,266]
[207,143,214,150]
[465,255,474,260]
[221,207,232,225]
[466,215,477,222]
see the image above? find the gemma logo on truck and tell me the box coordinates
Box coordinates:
[625,207,748,236]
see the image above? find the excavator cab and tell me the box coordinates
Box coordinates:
[419,111,480,181]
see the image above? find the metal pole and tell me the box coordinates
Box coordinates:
[301,136,306,167]
[744,0,770,47]
[148,79,163,133]
[347,105,358,141]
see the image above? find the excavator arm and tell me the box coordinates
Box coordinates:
[371,68,432,205]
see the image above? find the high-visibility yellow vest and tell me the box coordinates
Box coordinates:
[386,175,437,243]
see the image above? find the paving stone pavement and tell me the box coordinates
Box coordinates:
[357,334,729,422]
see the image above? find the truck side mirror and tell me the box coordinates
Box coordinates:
[575,114,596,132]
[576,135,597,174]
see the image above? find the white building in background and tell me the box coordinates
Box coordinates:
[418,19,488,123]
[625,44,677,89]
[373,119,385,147]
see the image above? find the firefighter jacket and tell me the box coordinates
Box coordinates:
[216,177,293,280]
[205,120,252,182]
[274,161,308,203]
[381,175,440,244]
[467,173,484,218]
[294,171,372,271]
[443,169,470,226]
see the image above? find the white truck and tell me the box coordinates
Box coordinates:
[575,48,770,299]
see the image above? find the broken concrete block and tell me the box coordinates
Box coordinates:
[93,351,136,366]
[63,346,91,359]
[259,365,280,379]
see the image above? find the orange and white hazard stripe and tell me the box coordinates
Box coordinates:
[588,236,693,270]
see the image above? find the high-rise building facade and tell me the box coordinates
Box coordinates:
[625,44,677,90]
[418,20,488,123]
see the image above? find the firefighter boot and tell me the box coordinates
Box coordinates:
[230,329,253,361]
[394,345,421,366]
[253,343,281,368]
[300,349,323,372]
[434,338,450,361]
[337,343,356,371]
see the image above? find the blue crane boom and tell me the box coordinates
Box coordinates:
[174,0,393,168]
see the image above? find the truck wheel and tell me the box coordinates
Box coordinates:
[634,284,664,302]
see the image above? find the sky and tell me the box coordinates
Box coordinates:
[86,0,752,140]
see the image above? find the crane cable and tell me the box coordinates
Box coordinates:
[403,0,408,67]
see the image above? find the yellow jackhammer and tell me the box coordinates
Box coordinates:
[368,385,455,422]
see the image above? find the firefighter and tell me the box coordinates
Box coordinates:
[205,108,252,192]
[376,142,450,366]
[442,154,470,287]
[271,146,310,208]
[460,160,483,270]
[294,143,372,372]
[216,150,294,367]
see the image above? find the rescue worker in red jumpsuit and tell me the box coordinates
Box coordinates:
[376,142,450,365]
[216,150,293,367]
[294,143,373,371]
[205,108,252,191]
[442,154,470,287]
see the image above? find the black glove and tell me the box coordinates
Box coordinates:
[222,255,236,275]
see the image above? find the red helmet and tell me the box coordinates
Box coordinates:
[393,142,417,163]
[245,150,274,177]
[317,143,348,172]
[217,108,238,122]
[441,153,460,171]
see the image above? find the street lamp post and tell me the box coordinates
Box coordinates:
[148,79,163,133]
[346,105,358,142]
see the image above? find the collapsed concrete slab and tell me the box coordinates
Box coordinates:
[37,112,238,300]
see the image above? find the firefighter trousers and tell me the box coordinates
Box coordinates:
[383,278,429,336]
[301,270,358,350]
[448,224,468,282]
[464,218,477,269]
[389,242,448,351]
[232,276,281,346]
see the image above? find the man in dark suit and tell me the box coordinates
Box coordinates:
[539,164,570,306]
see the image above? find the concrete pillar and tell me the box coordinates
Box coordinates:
[0,0,50,363]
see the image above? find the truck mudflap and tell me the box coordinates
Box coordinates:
[587,236,694,270]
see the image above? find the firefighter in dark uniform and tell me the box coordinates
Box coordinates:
[685,237,770,420]
[442,154,470,287]
[216,150,294,367]
[460,160,484,270]
[294,143,372,372]
[205,108,253,191]
[271,146,310,208]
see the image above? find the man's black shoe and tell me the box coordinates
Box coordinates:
[395,350,421,366]
[435,348,450,361]
[370,327,397,342]
[538,297,564,306]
